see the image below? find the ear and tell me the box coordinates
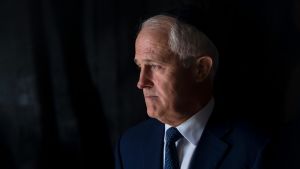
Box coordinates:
[194,56,213,82]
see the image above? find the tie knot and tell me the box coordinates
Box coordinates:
[166,127,182,143]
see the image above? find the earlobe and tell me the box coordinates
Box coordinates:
[195,56,213,82]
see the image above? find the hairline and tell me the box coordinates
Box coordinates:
[138,15,219,79]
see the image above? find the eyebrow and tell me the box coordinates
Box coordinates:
[134,53,174,65]
[134,58,166,66]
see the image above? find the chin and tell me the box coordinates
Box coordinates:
[146,110,156,118]
[146,109,161,118]
[147,109,168,123]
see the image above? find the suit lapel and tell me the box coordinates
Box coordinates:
[189,130,229,169]
[142,120,165,169]
[189,104,232,169]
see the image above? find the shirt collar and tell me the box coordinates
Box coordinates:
[165,98,214,145]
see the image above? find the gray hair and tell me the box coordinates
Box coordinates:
[140,15,219,78]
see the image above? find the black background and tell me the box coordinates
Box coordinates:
[0,0,299,168]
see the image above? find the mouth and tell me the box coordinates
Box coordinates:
[144,96,158,98]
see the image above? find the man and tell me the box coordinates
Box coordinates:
[115,11,269,169]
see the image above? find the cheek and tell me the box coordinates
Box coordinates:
[154,74,177,102]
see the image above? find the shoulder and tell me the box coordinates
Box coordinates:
[118,118,163,146]
[204,113,271,167]
[115,118,164,169]
[211,100,270,146]
[114,118,164,163]
[208,107,270,150]
[222,117,271,160]
[231,119,271,161]
[230,117,270,142]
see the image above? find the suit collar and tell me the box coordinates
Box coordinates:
[175,98,214,146]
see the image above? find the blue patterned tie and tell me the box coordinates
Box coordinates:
[165,127,183,169]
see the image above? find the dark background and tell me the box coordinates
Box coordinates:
[0,0,299,168]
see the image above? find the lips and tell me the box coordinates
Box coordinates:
[144,95,158,98]
[145,95,157,97]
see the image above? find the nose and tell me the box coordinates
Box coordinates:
[137,68,153,89]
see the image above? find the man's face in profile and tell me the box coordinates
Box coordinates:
[134,27,199,125]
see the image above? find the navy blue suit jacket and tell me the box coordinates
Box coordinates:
[115,107,269,169]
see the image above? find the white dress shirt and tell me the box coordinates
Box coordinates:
[163,98,214,169]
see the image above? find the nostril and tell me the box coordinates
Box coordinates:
[137,78,152,89]
[137,81,142,89]
[137,77,146,89]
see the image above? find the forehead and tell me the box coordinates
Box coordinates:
[134,28,174,63]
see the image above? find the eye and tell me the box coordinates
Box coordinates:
[149,64,162,70]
